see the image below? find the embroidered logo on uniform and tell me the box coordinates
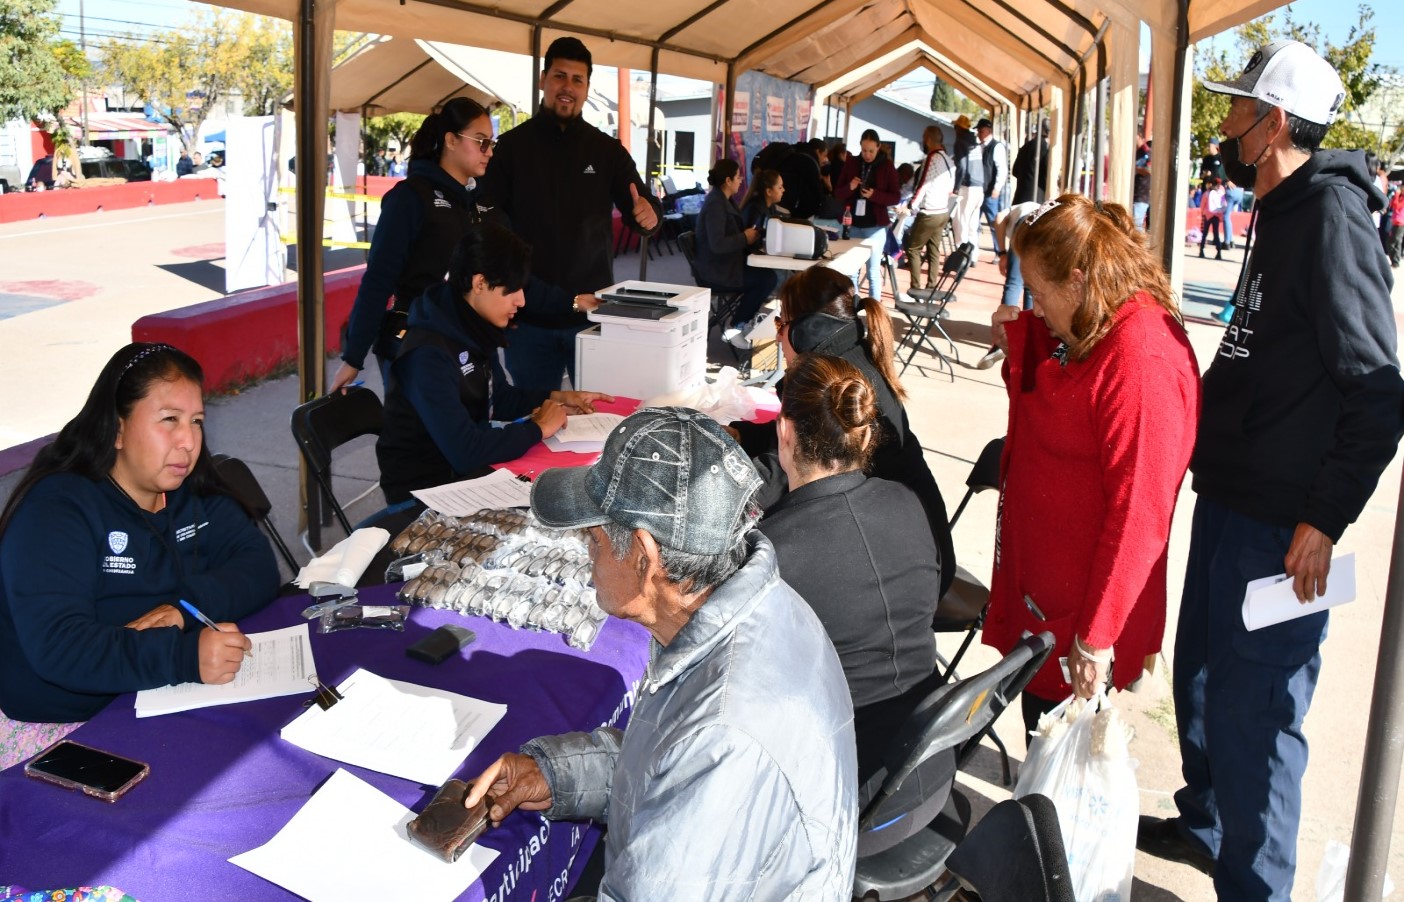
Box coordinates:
[108,531,128,554]
[103,530,136,575]
[583,164,596,174]
[433,189,452,210]
[459,352,469,365]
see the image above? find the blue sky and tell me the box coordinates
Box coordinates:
[53,0,1404,76]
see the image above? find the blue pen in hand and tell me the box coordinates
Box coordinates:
[179,599,253,658]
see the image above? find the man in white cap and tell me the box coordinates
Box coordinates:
[1138,40,1404,901]
[464,407,857,898]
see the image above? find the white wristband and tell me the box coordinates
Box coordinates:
[1074,635,1113,665]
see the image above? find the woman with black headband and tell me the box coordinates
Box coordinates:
[0,343,279,765]
[331,97,499,393]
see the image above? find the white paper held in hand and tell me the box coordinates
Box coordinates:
[411,468,532,517]
[229,768,499,902]
[1241,552,1356,632]
[134,623,317,717]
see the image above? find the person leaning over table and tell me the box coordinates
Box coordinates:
[330,97,498,394]
[465,406,857,899]
[728,266,957,600]
[0,343,280,768]
[982,195,1200,737]
[375,223,612,507]
[759,353,941,783]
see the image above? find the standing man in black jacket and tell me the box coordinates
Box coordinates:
[1138,40,1404,902]
[478,37,661,393]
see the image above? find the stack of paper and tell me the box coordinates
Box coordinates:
[543,412,624,453]
[135,623,317,717]
[229,768,499,902]
[1242,553,1357,632]
[412,468,532,516]
[280,668,507,785]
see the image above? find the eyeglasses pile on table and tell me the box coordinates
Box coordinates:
[391,508,608,650]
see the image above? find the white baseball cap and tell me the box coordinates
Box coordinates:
[1203,40,1346,125]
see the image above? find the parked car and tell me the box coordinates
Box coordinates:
[79,158,152,182]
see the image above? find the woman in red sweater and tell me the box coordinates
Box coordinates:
[984,194,1201,736]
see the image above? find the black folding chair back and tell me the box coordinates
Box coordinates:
[678,230,742,341]
[289,386,383,548]
[211,454,299,574]
[853,632,1055,900]
[943,794,1075,901]
[895,240,975,379]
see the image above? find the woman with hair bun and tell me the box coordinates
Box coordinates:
[693,157,780,346]
[0,343,280,765]
[730,265,956,599]
[332,97,499,392]
[984,193,1200,732]
[760,353,941,781]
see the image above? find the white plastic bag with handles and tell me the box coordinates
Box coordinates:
[1014,690,1139,902]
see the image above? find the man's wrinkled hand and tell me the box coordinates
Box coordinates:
[1284,522,1334,602]
[464,753,553,825]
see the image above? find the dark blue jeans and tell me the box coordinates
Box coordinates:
[731,266,780,326]
[504,321,583,392]
[1173,496,1326,902]
[1000,249,1032,310]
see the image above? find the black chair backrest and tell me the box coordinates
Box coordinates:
[942,241,975,279]
[946,793,1075,901]
[861,631,1054,831]
[289,386,383,531]
[949,436,1006,529]
[210,453,299,573]
[678,230,699,272]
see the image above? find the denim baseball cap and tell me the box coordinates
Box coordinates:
[531,407,762,555]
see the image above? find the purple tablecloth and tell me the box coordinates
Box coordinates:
[0,584,651,901]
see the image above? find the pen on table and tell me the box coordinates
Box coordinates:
[179,599,253,658]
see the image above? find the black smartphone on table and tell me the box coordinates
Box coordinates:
[25,739,149,802]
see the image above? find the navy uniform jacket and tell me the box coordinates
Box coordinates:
[0,475,279,722]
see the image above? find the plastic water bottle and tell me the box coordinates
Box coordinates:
[841,206,852,239]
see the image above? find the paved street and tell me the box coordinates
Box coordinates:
[3,196,1404,899]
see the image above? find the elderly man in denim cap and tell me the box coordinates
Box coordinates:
[465,406,857,899]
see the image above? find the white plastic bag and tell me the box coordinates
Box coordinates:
[643,366,759,425]
[1316,840,1394,901]
[1014,691,1139,902]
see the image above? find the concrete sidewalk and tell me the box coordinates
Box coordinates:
[3,215,1403,900]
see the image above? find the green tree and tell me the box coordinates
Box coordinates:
[363,112,424,167]
[99,10,293,151]
[0,0,71,123]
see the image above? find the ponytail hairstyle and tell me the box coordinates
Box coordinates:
[0,343,229,538]
[410,97,491,162]
[777,266,907,402]
[706,157,740,189]
[1011,193,1180,362]
[740,168,781,210]
[781,354,879,475]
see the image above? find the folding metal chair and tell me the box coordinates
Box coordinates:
[289,386,384,551]
[210,453,299,574]
[896,241,974,380]
[677,230,742,345]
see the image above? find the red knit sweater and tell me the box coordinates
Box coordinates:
[982,296,1201,700]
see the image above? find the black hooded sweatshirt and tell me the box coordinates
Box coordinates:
[1192,149,1404,541]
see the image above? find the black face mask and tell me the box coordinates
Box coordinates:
[1219,109,1274,191]
[1220,137,1256,190]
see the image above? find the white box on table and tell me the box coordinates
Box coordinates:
[574,280,709,399]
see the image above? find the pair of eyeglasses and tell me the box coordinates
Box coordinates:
[775,317,788,334]
[455,133,497,153]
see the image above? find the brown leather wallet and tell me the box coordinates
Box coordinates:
[406,778,493,863]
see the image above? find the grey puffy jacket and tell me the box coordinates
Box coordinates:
[524,533,857,900]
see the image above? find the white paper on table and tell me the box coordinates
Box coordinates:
[411,468,532,517]
[135,623,316,717]
[543,412,624,451]
[1242,552,1357,632]
[229,767,499,902]
[294,527,390,588]
[280,668,507,786]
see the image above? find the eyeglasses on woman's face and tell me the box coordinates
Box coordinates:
[455,133,497,154]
